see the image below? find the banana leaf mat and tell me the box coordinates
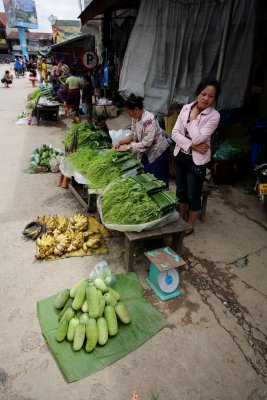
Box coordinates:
[37,272,167,382]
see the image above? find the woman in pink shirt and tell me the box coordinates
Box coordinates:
[172,77,221,235]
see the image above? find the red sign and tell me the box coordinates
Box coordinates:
[81,50,98,71]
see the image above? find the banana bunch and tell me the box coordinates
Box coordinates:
[55,215,69,233]
[83,233,102,251]
[69,214,88,231]
[54,233,71,256]
[22,221,46,240]
[36,233,55,259]
[37,215,57,233]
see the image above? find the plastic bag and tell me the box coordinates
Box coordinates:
[109,129,131,146]
[89,260,115,286]
[213,141,241,160]
[49,156,61,173]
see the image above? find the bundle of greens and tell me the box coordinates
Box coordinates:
[67,148,100,175]
[132,173,166,194]
[150,191,178,215]
[64,123,112,151]
[85,149,124,189]
[102,176,161,224]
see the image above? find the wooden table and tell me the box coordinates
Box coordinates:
[36,104,59,126]
[124,218,190,272]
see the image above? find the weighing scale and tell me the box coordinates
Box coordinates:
[145,247,186,301]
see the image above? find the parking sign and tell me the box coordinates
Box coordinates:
[81,50,99,71]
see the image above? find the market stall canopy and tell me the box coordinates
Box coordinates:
[119,0,256,114]
[79,0,140,24]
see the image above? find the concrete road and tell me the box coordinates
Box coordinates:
[0,63,266,400]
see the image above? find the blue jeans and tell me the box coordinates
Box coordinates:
[141,148,170,188]
[175,152,206,211]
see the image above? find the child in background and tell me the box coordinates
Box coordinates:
[1,70,13,87]
[29,68,37,87]
[82,74,94,123]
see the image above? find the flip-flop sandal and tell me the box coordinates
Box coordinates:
[185,228,194,237]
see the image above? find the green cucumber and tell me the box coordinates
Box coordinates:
[97,317,108,345]
[115,302,131,324]
[67,317,79,341]
[104,305,118,336]
[54,288,70,309]
[85,318,98,352]
[56,319,68,342]
[73,323,86,351]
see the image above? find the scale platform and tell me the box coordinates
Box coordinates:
[145,247,186,301]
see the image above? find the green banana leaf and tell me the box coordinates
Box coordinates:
[37,272,167,382]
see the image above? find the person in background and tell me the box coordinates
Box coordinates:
[14,57,23,76]
[36,56,42,81]
[82,73,94,123]
[41,59,47,82]
[171,77,221,236]
[64,67,82,118]
[115,94,170,187]
[29,67,37,87]
[1,70,13,87]
[58,60,70,77]
[51,61,59,79]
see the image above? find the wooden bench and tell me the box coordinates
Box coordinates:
[123,218,190,272]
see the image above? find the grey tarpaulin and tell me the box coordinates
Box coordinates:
[119,0,256,114]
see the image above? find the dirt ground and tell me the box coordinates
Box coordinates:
[0,64,266,400]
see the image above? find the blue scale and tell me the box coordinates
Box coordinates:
[145,247,186,301]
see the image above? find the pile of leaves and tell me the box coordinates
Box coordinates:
[101,174,178,225]
[64,123,112,151]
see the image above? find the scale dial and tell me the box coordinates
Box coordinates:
[157,268,179,293]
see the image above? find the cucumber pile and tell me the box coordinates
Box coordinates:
[54,277,131,352]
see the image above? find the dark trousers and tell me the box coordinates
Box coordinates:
[141,148,170,188]
[175,152,206,211]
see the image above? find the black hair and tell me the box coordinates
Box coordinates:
[70,67,77,75]
[96,115,107,123]
[124,93,144,110]
[83,73,91,82]
[195,77,221,100]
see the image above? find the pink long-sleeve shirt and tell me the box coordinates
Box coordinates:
[172,101,220,165]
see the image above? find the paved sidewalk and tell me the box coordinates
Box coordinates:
[0,64,266,400]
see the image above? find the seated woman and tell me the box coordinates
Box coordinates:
[115,94,170,187]
[1,70,13,87]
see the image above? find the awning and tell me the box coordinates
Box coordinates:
[50,33,89,50]
[79,0,140,24]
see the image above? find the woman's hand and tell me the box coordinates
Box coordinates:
[191,143,209,154]
[117,144,131,152]
[114,141,121,149]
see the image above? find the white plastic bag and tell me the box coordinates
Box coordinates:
[109,129,131,146]
[89,260,115,286]
[49,156,61,173]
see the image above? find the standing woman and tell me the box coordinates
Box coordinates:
[172,77,220,235]
[64,67,81,117]
[115,94,170,187]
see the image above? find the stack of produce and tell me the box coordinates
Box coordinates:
[26,86,55,109]
[64,122,112,151]
[67,149,144,189]
[29,144,64,172]
[54,277,131,352]
[26,88,43,109]
[34,214,109,259]
[101,175,178,225]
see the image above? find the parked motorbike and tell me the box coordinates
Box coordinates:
[249,117,267,206]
